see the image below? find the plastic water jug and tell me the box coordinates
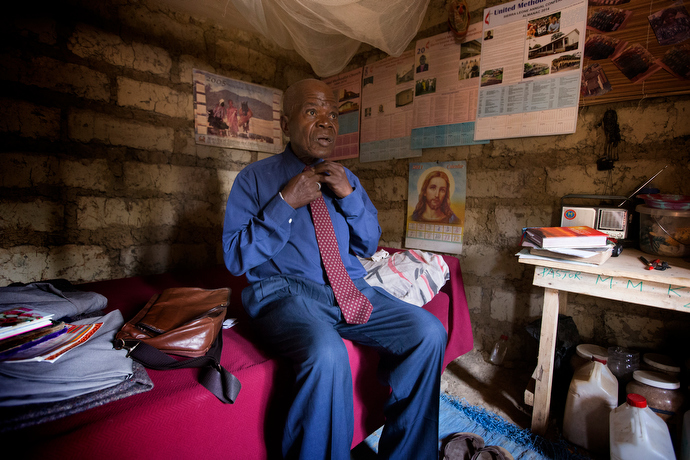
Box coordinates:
[562,357,618,453]
[610,393,676,460]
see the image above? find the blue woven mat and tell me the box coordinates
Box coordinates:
[358,393,593,459]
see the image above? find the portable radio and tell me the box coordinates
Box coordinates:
[560,195,630,240]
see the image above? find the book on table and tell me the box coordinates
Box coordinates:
[524,226,609,249]
[524,243,614,265]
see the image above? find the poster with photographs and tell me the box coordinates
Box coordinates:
[410,23,489,149]
[405,161,466,254]
[475,0,587,141]
[359,50,422,163]
[322,67,363,161]
[193,69,283,153]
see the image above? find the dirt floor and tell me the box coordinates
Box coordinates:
[441,348,536,430]
[441,350,605,459]
[351,349,559,460]
[351,348,593,459]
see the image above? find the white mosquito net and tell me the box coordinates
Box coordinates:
[229,0,432,76]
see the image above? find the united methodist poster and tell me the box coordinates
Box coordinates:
[410,23,489,149]
[193,69,283,153]
[474,0,587,140]
[405,161,467,254]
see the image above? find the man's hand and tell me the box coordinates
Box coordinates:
[280,161,353,209]
[280,169,323,209]
[313,161,353,199]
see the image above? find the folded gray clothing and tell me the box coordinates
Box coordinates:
[0,310,133,406]
[0,282,107,319]
[0,361,153,432]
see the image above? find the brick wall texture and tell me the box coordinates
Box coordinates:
[2,0,689,356]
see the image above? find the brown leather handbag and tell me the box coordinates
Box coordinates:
[115,287,241,403]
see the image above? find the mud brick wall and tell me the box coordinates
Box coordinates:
[1,0,689,359]
[0,0,314,283]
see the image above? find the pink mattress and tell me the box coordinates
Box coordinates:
[4,249,473,459]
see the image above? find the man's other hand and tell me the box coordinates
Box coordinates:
[281,161,353,208]
[313,161,353,199]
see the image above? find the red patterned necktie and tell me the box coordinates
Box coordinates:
[309,194,373,324]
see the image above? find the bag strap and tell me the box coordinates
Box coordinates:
[121,333,241,404]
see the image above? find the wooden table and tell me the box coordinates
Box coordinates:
[518,248,690,435]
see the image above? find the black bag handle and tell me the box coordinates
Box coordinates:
[120,333,240,404]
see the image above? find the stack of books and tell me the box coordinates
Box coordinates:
[0,307,102,363]
[518,226,614,266]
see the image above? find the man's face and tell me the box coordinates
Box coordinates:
[281,81,339,164]
[424,177,448,210]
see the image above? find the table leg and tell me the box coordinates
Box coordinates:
[530,287,561,435]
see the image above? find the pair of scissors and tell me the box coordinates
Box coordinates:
[639,256,670,271]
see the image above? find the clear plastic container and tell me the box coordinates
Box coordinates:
[608,346,640,404]
[570,344,608,372]
[608,347,640,382]
[637,204,690,257]
[489,334,508,365]
[610,393,676,460]
[563,357,619,453]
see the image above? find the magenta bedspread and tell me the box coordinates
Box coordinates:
[6,249,472,459]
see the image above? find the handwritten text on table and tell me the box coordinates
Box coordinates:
[534,267,690,311]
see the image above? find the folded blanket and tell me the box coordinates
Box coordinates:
[359,249,450,306]
[0,361,153,432]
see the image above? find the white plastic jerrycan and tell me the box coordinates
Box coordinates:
[609,393,676,460]
[562,356,618,453]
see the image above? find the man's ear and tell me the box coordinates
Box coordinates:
[280,114,290,137]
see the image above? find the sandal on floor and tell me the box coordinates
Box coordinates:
[441,432,485,460]
[471,445,514,460]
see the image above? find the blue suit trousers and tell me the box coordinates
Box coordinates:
[242,275,448,460]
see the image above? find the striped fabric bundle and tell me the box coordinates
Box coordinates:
[359,249,450,307]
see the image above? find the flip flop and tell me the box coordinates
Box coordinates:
[471,445,514,460]
[441,432,485,460]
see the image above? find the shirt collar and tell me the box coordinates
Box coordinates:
[283,143,325,173]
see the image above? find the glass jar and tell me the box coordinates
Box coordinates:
[626,370,684,422]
